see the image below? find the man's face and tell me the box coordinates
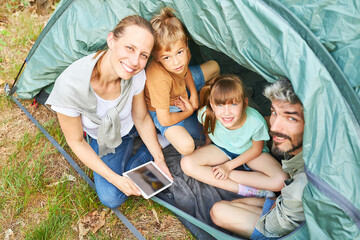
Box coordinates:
[269,100,305,157]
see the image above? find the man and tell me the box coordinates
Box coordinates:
[210,78,308,239]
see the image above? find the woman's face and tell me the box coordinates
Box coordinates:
[107,25,154,80]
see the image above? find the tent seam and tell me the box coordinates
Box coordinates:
[304,166,360,230]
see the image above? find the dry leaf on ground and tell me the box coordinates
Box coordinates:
[4,229,13,240]
[46,173,76,187]
[152,208,160,224]
[78,209,109,239]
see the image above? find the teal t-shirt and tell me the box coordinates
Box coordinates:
[197,106,269,154]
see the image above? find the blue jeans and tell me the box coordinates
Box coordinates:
[89,127,152,208]
[250,198,279,240]
[148,65,205,140]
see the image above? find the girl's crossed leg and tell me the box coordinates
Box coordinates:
[229,153,288,192]
[181,145,288,195]
[181,144,240,193]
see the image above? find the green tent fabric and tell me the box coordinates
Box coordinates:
[11,0,360,239]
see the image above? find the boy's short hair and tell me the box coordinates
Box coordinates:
[150,7,187,52]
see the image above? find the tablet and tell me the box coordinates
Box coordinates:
[123,161,173,199]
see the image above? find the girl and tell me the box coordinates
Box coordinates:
[181,75,288,197]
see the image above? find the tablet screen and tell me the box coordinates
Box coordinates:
[123,161,173,199]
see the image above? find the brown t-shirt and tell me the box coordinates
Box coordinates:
[145,50,192,111]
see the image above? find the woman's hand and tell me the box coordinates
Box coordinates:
[57,113,142,195]
[154,160,174,180]
[212,163,231,180]
[112,175,142,196]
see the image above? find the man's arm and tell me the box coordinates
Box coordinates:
[255,169,308,237]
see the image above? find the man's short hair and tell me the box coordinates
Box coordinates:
[263,78,302,106]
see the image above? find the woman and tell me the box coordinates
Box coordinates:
[46,15,172,208]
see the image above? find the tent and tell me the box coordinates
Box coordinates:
[7,0,360,239]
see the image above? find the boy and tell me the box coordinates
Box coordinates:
[145,7,220,155]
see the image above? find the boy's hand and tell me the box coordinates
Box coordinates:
[179,96,194,112]
[189,94,199,110]
[212,163,230,180]
[174,98,186,111]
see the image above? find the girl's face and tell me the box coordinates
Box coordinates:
[107,25,154,80]
[210,100,246,130]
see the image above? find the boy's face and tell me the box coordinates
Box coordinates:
[155,40,188,75]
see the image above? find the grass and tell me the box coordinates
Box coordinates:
[0,118,99,238]
[0,1,194,239]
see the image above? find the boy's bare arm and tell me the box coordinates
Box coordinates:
[156,96,194,126]
[156,108,193,126]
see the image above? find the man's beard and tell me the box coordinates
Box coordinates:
[269,131,302,160]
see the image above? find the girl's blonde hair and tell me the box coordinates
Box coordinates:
[150,7,187,52]
[199,74,248,134]
[93,15,154,79]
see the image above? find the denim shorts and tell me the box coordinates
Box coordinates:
[188,65,205,93]
[149,65,205,139]
[213,143,252,171]
[250,198,279,240]
[149,106,186,136]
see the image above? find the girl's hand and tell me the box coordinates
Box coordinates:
[154,160,174,180]
[189,94,199,110]
[112,175,142,196]
[212,164,230,180]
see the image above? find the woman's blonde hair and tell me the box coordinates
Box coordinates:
[199,74,248,134]
[93,15,154,79]
[150,7,187,52]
